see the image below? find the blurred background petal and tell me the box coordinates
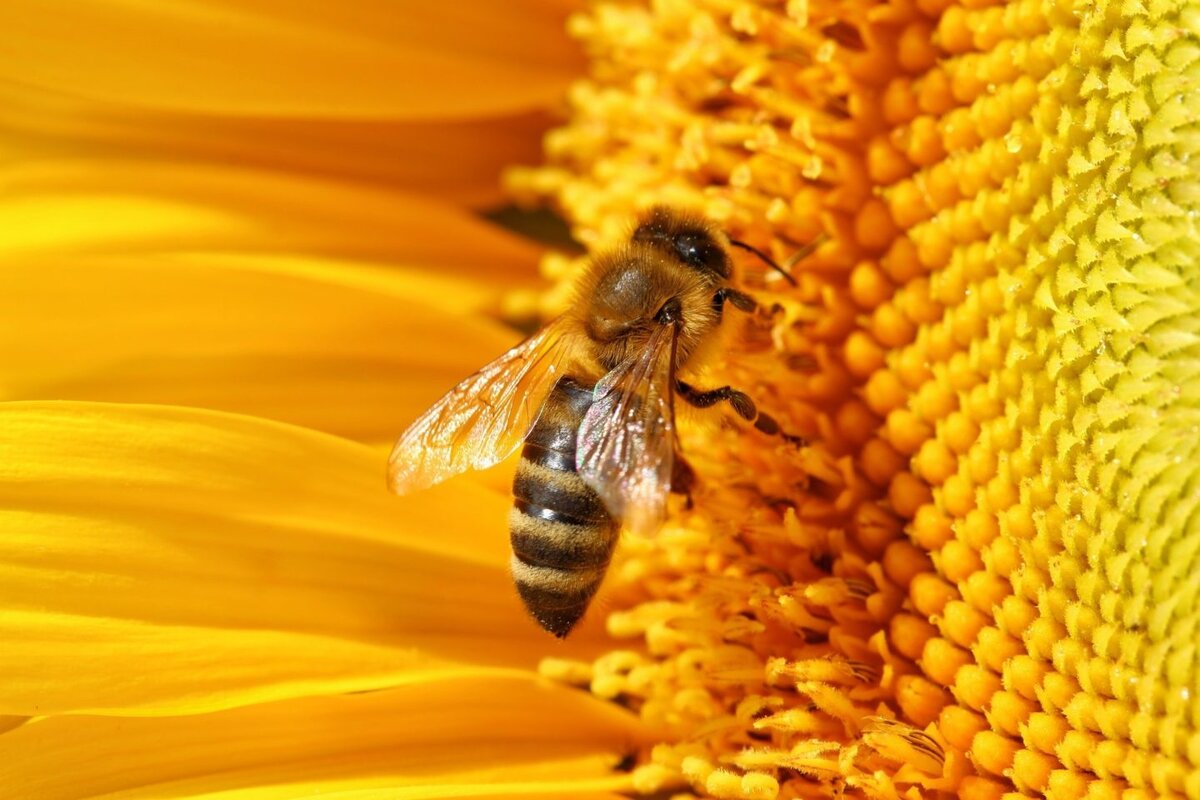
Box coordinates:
[1,162,544,284]
[0,255,520,443]
[0,0,583,118]
[3,96,558,206]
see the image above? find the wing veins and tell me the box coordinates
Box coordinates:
[388,317,577,494]
[578,323,678,536]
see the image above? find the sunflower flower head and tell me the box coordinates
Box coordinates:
[4,0,1199,797]
[510,1,1200,797]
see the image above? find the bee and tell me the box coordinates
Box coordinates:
[388,207,801,637]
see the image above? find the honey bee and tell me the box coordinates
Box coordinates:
[388,207,801,637]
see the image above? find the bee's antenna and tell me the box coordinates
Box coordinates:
[728,238,799,286]
[783,232,828,271]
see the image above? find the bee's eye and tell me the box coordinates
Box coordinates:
[674,234,699,260]
[673,233,724,273]
[632,217,730,278]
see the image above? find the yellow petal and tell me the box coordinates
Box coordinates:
[0,718,26,735]
[4,88,556,206]
[292,792,628,800]
[0,402,617,716]
[0,253,521,444]
[0,0,583,118]
[233,792,627,800]
[0,673,645,798]
[0,161,544,280]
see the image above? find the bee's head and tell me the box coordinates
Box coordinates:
[630,206,731,281]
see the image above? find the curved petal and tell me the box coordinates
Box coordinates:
[0,0,584,118]
[305,792,629,800]
[0,403,618,716]
[0,718,26,735]
[309,790,631,800]
[3,88,556,206]
[0,254,525,444]
[0,161,545,276]
[0,673,645,798]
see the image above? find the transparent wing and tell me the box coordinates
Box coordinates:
[577,323,678,537]
[388,316,577,495]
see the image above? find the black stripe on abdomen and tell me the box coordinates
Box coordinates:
[509,377,617,638]
[512,463,608,527]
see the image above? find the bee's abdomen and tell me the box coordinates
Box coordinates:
[510,377,617,638]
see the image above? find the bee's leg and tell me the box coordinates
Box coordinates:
[675,380,807,447]
[712,287,757,320]
[670,453,696,507]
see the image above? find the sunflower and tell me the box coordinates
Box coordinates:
[3,0,1198,798]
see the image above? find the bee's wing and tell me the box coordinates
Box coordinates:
[577,323,678,537]
[388,316,578,495]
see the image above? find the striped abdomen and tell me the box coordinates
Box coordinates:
[510,376,617,638]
